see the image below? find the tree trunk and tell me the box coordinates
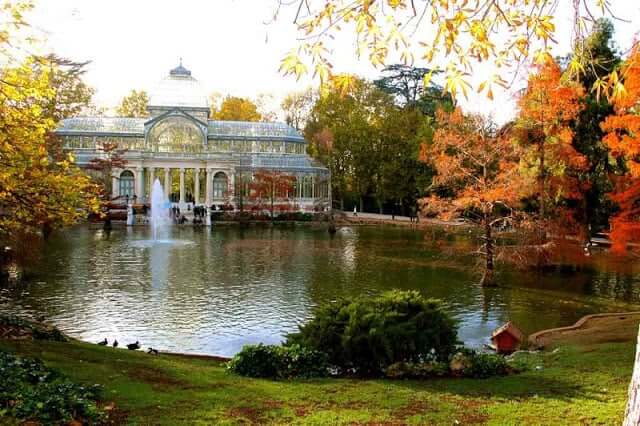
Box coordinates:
[624,325,640,425]
[359,197,364,215]
[480,215,496,287]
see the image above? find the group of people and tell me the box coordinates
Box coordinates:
[193,205,207,225]
[170,206,187,224]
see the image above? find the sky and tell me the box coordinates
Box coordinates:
[29,0,640,123]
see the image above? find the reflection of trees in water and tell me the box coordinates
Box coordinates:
[3,225,640,353]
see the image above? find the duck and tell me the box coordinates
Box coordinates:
[147,347,159,355]
[112,339,118,348]
[97,338,108,346]
[127,341,140,350]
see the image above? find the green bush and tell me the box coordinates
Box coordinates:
[227,344,281,378]
[464,351,510,378]
[227,343,329,379]
[286,290,458,376]
[0,352,104,423]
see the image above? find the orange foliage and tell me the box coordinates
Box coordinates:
[248,170,296,217]
[420,108,524,219]
[516,58,587,230]
[601,44,640,252]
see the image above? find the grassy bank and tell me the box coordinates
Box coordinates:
[0,337,633,425]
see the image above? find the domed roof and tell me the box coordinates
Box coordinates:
[148,61,209,110]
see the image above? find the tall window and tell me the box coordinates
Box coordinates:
[149,116,204,153]
[213,172,228,199]
[119,170,135,198]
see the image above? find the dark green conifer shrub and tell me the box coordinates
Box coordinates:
[286,290,458,376]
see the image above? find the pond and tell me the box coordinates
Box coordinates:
[1,225,639,356]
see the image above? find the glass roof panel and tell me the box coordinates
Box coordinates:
[207,121,302,138]
[57,117,145,134]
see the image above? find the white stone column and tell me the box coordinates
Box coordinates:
[148,168,155,196]
[179,168,185,204]
[164,168,170,199]
[205,168,212,205]
[194,168,200,205]
[111,174,119,199]
[135,167,144,201]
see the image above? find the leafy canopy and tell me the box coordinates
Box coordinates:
[277,1,630,100]
[116,89,149,118]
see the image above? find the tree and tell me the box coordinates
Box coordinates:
[305,76,390,212]
[86,142,127,201]
[373,64,453,115]
[0,58,99,242]
[566,19,621,234]
[281,88,316,131]
[277,1,627,100]
[116,89,149,118]
[601,44,640,252]
[516,59,587,239]
[420,108,524,286]
[0,1,99,248]
[248,171,296,218]
[212,96,262,121]
[255,93,278,122]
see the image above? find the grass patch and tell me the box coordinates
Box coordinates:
[0,338,633,424]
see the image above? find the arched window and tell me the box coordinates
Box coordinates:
[213,172,228,199]
[119,170,135,198]
[148,116,204,153]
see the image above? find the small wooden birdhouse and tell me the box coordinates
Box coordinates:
[491,322,524,354]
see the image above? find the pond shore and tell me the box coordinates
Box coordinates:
[0,319,636,424]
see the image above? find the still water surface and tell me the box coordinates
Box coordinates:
[1,225,639,356]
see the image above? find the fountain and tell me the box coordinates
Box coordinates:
[150,179,171,241]
[128,179,193,248]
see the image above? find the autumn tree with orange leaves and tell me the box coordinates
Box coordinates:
[601,45,640,253]
[516,59,587,241]
[420,108,524,287]
[248,171,296,219]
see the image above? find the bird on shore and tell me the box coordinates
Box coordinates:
[127,341,140,350]
[112,339,118,348]
[147,347,159,355]
[97,338,108,346]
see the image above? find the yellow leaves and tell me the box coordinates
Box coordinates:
[279,49,308,81]
[477,75,507,100]
[444,66,471,99]
[528,15,556,44]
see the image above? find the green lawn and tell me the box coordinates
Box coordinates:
[0,338,633,425]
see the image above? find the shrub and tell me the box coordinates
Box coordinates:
[464,351,510,378]
[227,344,282,378]
[286,290,458,376]
[0,352,104,423]
[227,344,329,379]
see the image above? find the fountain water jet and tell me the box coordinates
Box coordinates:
[150,179,171,241]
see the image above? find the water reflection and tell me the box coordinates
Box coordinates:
[1,225,639,356]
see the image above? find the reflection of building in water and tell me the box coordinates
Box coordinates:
[56,61,330,211]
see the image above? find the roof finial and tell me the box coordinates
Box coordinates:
[169,58,191,77]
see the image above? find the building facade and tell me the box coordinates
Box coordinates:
[56,62,330,211]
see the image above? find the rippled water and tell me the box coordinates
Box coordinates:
[1,225,640,356]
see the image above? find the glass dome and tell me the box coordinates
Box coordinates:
[148,62,209,110]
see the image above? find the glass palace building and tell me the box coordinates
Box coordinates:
[56,62,330,211]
